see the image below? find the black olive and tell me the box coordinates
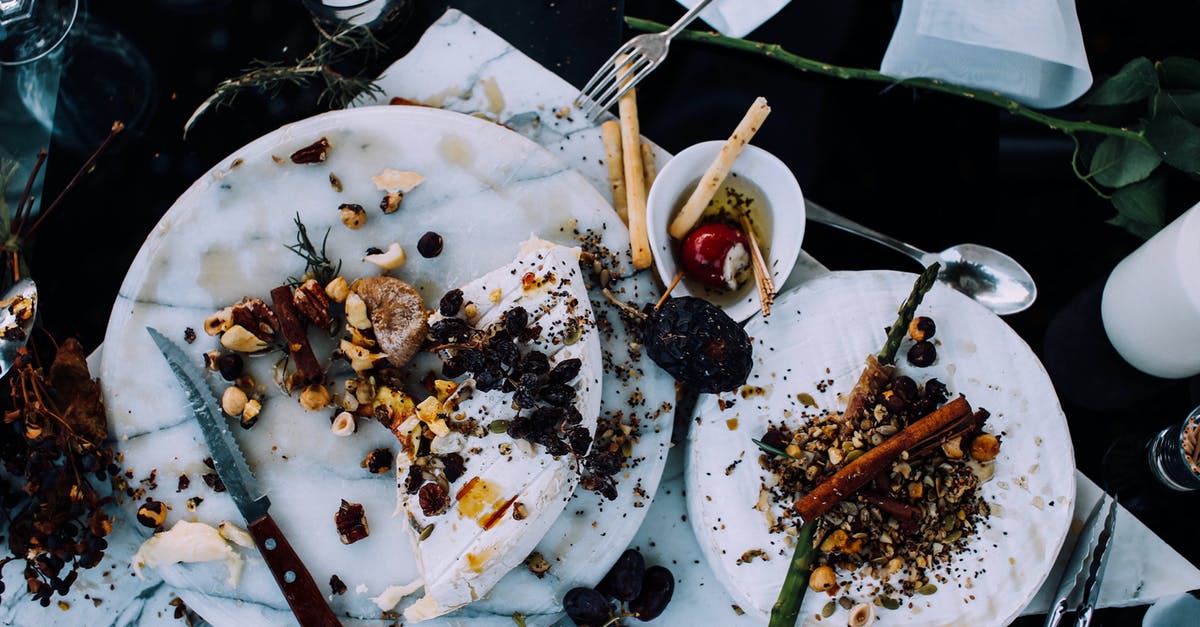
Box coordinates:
[216,353,244,381]
[628,565,674,621]
[417,231,443,257]
[501,306,529,332]
[563,587,611,625]
[907,340,937,367]
[548,358,582,383]
[642,297,753,394]
[597,548,645,601]
[908,316,936,342]
[439,289,464,316]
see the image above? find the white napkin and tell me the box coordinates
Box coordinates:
[674,0,790,39]
[880,0,1093,109]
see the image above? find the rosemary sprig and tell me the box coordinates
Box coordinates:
[184,20,387,138]
[285,213,341,286]
[753,438,799,461]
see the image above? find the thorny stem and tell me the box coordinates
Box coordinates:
[625,17,1153,148]
[20,122,125,240]
[11,150,47,235]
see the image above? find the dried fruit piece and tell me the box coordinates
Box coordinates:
[417,232,444,258]
[563,587,610,625]
[335,500,369,544]
[418,482,449,517]
[597,548,645,601]
[643,297,753,394]
[628,565,674,621]
[290,137,330,164]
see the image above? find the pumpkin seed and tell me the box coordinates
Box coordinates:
[917,583,938,595]
[822,601,836,618]
[880,596,901,610]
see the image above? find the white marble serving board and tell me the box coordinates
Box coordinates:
[98,103,676,625]
[4,8,1199,626]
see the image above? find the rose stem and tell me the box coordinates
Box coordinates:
[20,121,125,240]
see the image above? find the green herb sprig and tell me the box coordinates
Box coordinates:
[285,213,341,287]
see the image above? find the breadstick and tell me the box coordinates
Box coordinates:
[668,97,771,239]
[641,142,658,189]
[601,120,628,223]
[619,87,653,269]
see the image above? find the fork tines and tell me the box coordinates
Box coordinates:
[575,46,655,121]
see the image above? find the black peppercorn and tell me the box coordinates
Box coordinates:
[907,340,937,367]
[908,316,936,342]
[417,232,443,257]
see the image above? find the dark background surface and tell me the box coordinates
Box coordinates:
[26,0,1200,624]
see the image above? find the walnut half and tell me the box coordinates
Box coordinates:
[335,500,370,545]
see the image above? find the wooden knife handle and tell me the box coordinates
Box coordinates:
[248,513,342,627]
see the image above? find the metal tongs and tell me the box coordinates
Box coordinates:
[1044,492,1118,627]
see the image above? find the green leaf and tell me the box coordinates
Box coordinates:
[1108,173,1167,239]
[1087,57,1159,105]
[752,438,798,461]
[1088,136,1162,188]
[1146,114,1200,174]
[1157,90,1200,124]
[1158,57,1200,89]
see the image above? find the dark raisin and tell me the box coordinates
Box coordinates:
[548,358,582,383]
[507,415,533,440]
[923,378,949,403]
[517,350,550,375]
[439,289,464,316]
[491,339,519,367]
[528,406,565,434]
[216,353,244,381]
[441,453,466,483]
[501,306,529,332]
[563,587,611,625]
[442,357,467,378]
[476,367,504,392]
[417,231,444,258]
[538,435,570,456]
[586,450,622,476]
[563,406,583,426]
[365,246,384,255]
[568,426,592,455]
[430,318,474,344]
[597,548,645,601]
[513,373,541,408]
[540,382,576,407]
[907,340,937,367]
[628,565,674,621]
[459,349,485,372]
[404,465,425,494]
[891,375,919,401]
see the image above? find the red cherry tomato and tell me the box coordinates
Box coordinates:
[680,223,749,289]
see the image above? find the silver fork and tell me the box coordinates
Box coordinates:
[574,0,717,120]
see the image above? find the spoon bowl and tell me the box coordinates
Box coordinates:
[805,200,1037,315]
[0,278,38,378]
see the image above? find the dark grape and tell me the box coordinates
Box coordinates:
[628,565,674,621]
[597,548,645,601]
[563,587,611,625]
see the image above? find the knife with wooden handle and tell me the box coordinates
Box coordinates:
[148,327,342,627]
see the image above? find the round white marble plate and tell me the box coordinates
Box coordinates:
[686,270,1075,626]
[100,106,674,625]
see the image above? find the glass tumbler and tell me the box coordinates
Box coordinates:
[1146,405,1200,491]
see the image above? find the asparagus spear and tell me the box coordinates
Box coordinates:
[766,263,941,627]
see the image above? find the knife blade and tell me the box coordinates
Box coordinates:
[147,327,342,627]
[1043,493,1116,627]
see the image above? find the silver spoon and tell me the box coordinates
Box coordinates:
[0,278,38,378]
[804,200,1036,315]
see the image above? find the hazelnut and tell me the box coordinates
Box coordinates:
[221,386,249,416]
[300,384,332,411]
[363,242,406,271]
[220,324,269,353]
[331,411,356,436]
[908,316,936,342]
[881,389,905,412]
[136,499,169,528]
[847,602,875,627]
[241,399,262,429]
[524,551,550,578]
[345,293,371,330]
[463,302,479,321]
[891,375,918,401]
[908,482,924,499]
[339,203,366,229]
[203,350,222,371]
[379,192,403,214]
[941,435,964,459]
[809,565,837,592]
[362,448,393,474]
[970,433,1000,461]
[907,340,937,367]
[204,307,233,336]
[325,276,350,303]
[820,529,848,552]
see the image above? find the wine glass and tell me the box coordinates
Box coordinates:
[0,0,78,214]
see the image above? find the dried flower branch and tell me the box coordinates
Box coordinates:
[184,20,388,138]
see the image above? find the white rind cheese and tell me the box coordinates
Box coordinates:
[399,241,602,622]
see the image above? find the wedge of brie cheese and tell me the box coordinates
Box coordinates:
[397,240,602,622]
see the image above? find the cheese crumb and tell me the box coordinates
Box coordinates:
[371,579,424,611]
[132,520,243,587]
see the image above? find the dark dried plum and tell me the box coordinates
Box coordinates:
[548,358,582,383]
[438,289,464,316]
[563,587,611,625]
[501,306,529,332]
[643,297,752,394]
[516,350,550,375]
[540,382,576,407]
[430,318,474,344]
[597,548,645,601]
[628,565,674,621]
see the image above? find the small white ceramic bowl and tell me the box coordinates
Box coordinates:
[645,141,806,323]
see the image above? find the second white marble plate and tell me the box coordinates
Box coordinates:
[686,270,1075,626]
[100,106,674,625]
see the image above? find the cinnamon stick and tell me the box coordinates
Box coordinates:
[794,395,971,521]
[270,285,323,385]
